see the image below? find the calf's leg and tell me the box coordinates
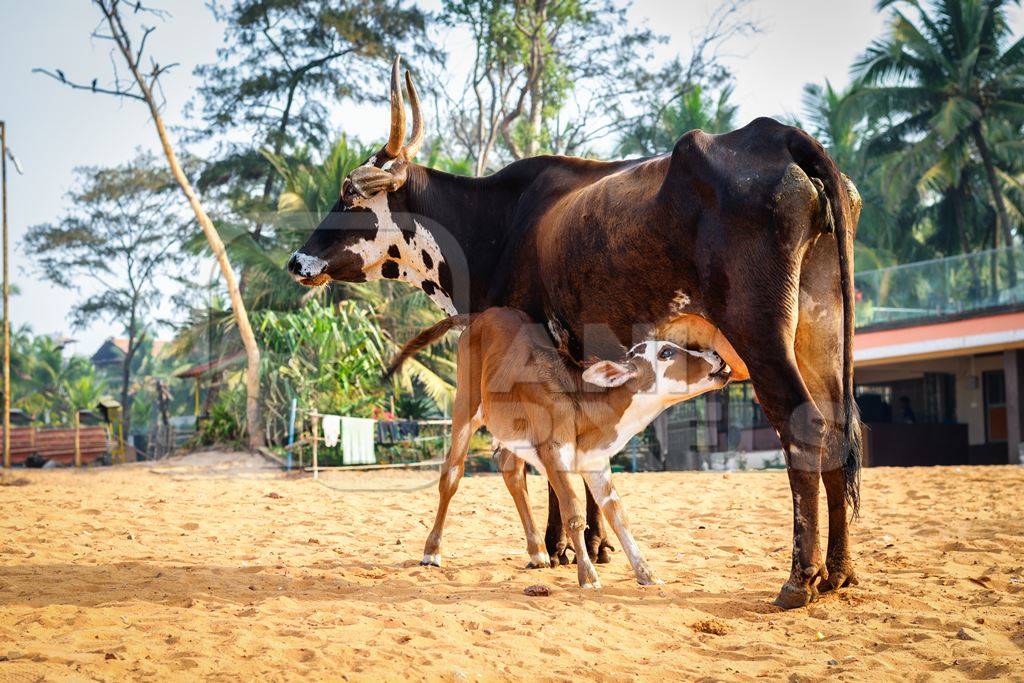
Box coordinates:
[421,406,480,567]
[582,467,660,585]
[498,449,549,568]
[538,444,600,588]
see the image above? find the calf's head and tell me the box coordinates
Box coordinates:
[582,341,731,404]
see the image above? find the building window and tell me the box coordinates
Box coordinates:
[983,370,1007,443]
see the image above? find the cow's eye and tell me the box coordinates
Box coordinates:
[658,347,676,361]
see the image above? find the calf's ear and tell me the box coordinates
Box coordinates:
[582,360,636,388]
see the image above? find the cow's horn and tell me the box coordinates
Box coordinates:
[384,56,406,157]
[404,70,425,160]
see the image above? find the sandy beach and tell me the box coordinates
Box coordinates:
[1,455,1022,681]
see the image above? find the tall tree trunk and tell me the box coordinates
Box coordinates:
[973,123,1017,287]
[100,2,265,448]
[120,328,135,440]
[953,176,982,299]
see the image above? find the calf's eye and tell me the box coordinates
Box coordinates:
[658,347,676,360]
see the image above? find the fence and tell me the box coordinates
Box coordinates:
[1,424,110,466]
[855,246,1024,327]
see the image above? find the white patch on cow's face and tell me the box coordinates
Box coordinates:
[291,252,328,278]
[344,189,456,315]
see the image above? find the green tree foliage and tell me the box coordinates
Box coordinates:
[850,0,1024,280]
[24,153,188,435]
[9,328,108,426]
[617,85,738,156]
[191,0,434,235]
[437,0,745,171]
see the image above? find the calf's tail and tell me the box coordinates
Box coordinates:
[384,314,475,382]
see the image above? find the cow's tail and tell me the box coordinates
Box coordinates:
[383,314,475,382]
[788,128,862,516]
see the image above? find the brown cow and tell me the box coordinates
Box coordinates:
[387,308,732,588]
[288,58,862,608]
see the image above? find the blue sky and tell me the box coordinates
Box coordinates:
[1,0,1021,354]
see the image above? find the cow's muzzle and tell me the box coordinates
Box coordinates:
[287,251,330,286]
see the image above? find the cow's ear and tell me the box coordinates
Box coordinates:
[582,360,636,388]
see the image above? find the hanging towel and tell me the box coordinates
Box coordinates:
[342,417,376,465]
[321,414,341,447]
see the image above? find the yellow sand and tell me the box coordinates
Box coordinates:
[1,455,1022,681]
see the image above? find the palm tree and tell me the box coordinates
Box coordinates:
[851,0,1024,285]
[617,84,738,157]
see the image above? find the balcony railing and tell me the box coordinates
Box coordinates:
[854,246,1024,328]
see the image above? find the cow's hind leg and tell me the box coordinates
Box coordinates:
[796,235,861,594]
[745,353,829,608]
[498,448,549,568]
[585,486,615,564]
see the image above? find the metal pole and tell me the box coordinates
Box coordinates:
[1,121,10,470]
[311,410,319,480]
[286,398,297,472]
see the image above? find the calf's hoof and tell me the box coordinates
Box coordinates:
[578,563,601,590]
[635,564,663,586]
[526,552,551,569]
[420,553,442,567]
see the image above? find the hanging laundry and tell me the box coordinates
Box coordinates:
[321,414,341,447]
[342,416,376,465]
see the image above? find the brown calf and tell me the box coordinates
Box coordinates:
[391,307,731,588]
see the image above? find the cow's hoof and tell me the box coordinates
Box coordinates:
[546,532,570,567]
[550,546,572,567]
[773,581,818,609]
[584,532,615,564]
[580,580,602,590]
[420,554,442,567]
[820,565,858,593]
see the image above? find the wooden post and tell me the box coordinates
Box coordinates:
[73,410,81,468]
[1004,350,1024,464]
[311,410,319,480]
[1,121,10,470]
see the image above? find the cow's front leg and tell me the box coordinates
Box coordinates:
[544,485,571,565]
[584,486,615,564]
[545,484,614,565]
